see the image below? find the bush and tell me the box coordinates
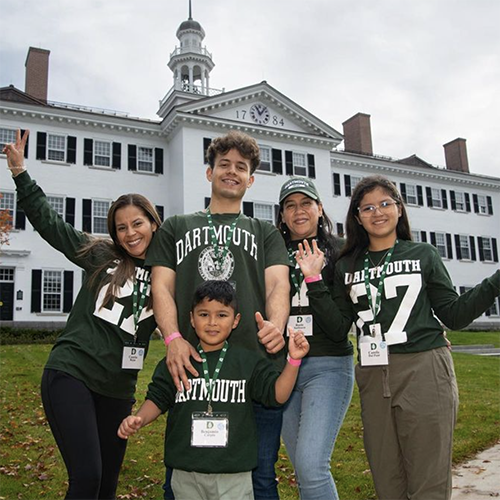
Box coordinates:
[0,327,61,345]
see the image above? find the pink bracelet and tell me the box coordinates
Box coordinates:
[287,354,302,367]
[304,274,322,284]
[164,332,182,346]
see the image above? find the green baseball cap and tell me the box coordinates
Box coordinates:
[279,177,320,203]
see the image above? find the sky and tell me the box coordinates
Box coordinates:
[1,0,499,178]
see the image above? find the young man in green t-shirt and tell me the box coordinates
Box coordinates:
[145,131,290,499]
[118,281,308,500]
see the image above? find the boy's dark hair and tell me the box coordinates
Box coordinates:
[206,131,261,174]
[191,280,238,313]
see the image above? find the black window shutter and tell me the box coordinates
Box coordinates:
[155,148,164,174]
[285,151,293,176]
[492,238,498,263]
[333,173,341,196]
[128,145,137,171]
[446,234,453,259]
[478,237,484,261]
[65,197,75,227]
[473,194,479,213]
[203,138,212,165]
[426,187,433,207]
[430,232,436,246]
[400,183,407,203]
[450,191,456,210]
[420,231,427,243]
[454,234,462,260]
[441,190,448,209]
[336,223,344,237]
[459,286,466,294]
[345,175,352,197]
[487,196,493,215]
[83,138,93,166]
[21,129,29,159]
[112,142,121,169]
[417,185,424,206]
[31,269,42,313]
[155,205,164,222]
[15,205,26,230]
[36,132,47,160]
[271,149,283,175]
[82,199,92,233]
[307,154,316,179]
[469,236,476,261]
[204,197,211,209]
[465,193,471,212]
[273,204,280,224]
[67,136,77,164]
[63,271,74,313]
[243,202,254,217]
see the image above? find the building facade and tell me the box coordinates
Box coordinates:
[1,13,499,328]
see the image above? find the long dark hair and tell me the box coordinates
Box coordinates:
[341,175,412,279]
[276,200,342,283]
[77,194,161,308]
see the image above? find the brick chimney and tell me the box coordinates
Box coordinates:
[443,138,469,173]
[342,112,373,156]
[25,47,50,102]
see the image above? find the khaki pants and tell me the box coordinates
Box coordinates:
[172,469,253,500]
[356,347,459,500]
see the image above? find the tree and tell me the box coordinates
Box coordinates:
[0,193,13,248]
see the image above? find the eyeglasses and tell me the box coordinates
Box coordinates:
[357,200,399,217]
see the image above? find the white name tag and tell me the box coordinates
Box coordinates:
[287,314,313,336]
[359,335,389,366]
[121,345,145,370]
[384,331,407,346]
[191,412,229,448]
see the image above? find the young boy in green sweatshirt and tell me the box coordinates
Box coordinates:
[118,280,309,500]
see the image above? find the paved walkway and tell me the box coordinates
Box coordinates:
[451,441,500,499]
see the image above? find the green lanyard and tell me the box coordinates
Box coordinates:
[206,208,241,270]
[288,247,304,307]
[197,341,229,415]
[363,240,398,327]
[132,278,148,341]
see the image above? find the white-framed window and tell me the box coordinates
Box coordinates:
[292,152,307,176]
[411,230,422,243]
[47,196,65,218]
[0,191,15,224]
[42,269,63,312]
[258,145,271,172]
[351,175,362,191]
[0,128,16,151]
[254,203,274,224]
[137,146,154,172]
[431,188,443,209]
[94,140,111,167]
[92,200,110,234]
[477,195,488,215]
[0,268,15,282]
[454,191,466,212]
[458,235,471,260]
[47,133,66,162]
[480,237,494,262]
[406,184,418,205]
[435,232,447,259]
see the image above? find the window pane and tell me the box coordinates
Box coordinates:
[455,192,465,211]
[411,230,421,243]
[48,134,66,161]
[483,238,493,261]
[0,128,16,150]
[258,146,271,172]
[406,185,417,204]
[0,268,15,281]
[431,188,442,208]
[254,203,274,224]
[435,232,446,258]
[94,140,111,167]
[477,195,487,214]
[0,192,15,211]
[138,147,153,172]
[292,152,306,176]
[93,200,110,234]
[47,196,64,217]
[43,270,62,312]
[459,235,470,259]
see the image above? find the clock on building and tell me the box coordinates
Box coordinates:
[249,103,270,125]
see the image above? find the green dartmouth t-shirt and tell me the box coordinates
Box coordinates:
[145,212,289,361]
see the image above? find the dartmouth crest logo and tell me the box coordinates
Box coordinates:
[198,246,235,281]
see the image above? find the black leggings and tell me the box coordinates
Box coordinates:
[41,369,134,499]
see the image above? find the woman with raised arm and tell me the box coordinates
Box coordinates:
[276,177,354,500]
[296,174,500,500]
[3,130,161,500]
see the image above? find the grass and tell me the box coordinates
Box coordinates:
[0,332,498,500]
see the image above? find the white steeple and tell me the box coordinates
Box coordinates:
[168,0,215,96]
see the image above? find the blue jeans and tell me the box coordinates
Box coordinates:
[282,355,354,500]
[163,403,283,500]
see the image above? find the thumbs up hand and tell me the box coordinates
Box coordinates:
[255,311,285,354]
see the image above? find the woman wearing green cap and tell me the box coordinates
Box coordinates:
[277,177,354,500]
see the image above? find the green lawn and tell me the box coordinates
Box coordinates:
[0,332,498,500]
